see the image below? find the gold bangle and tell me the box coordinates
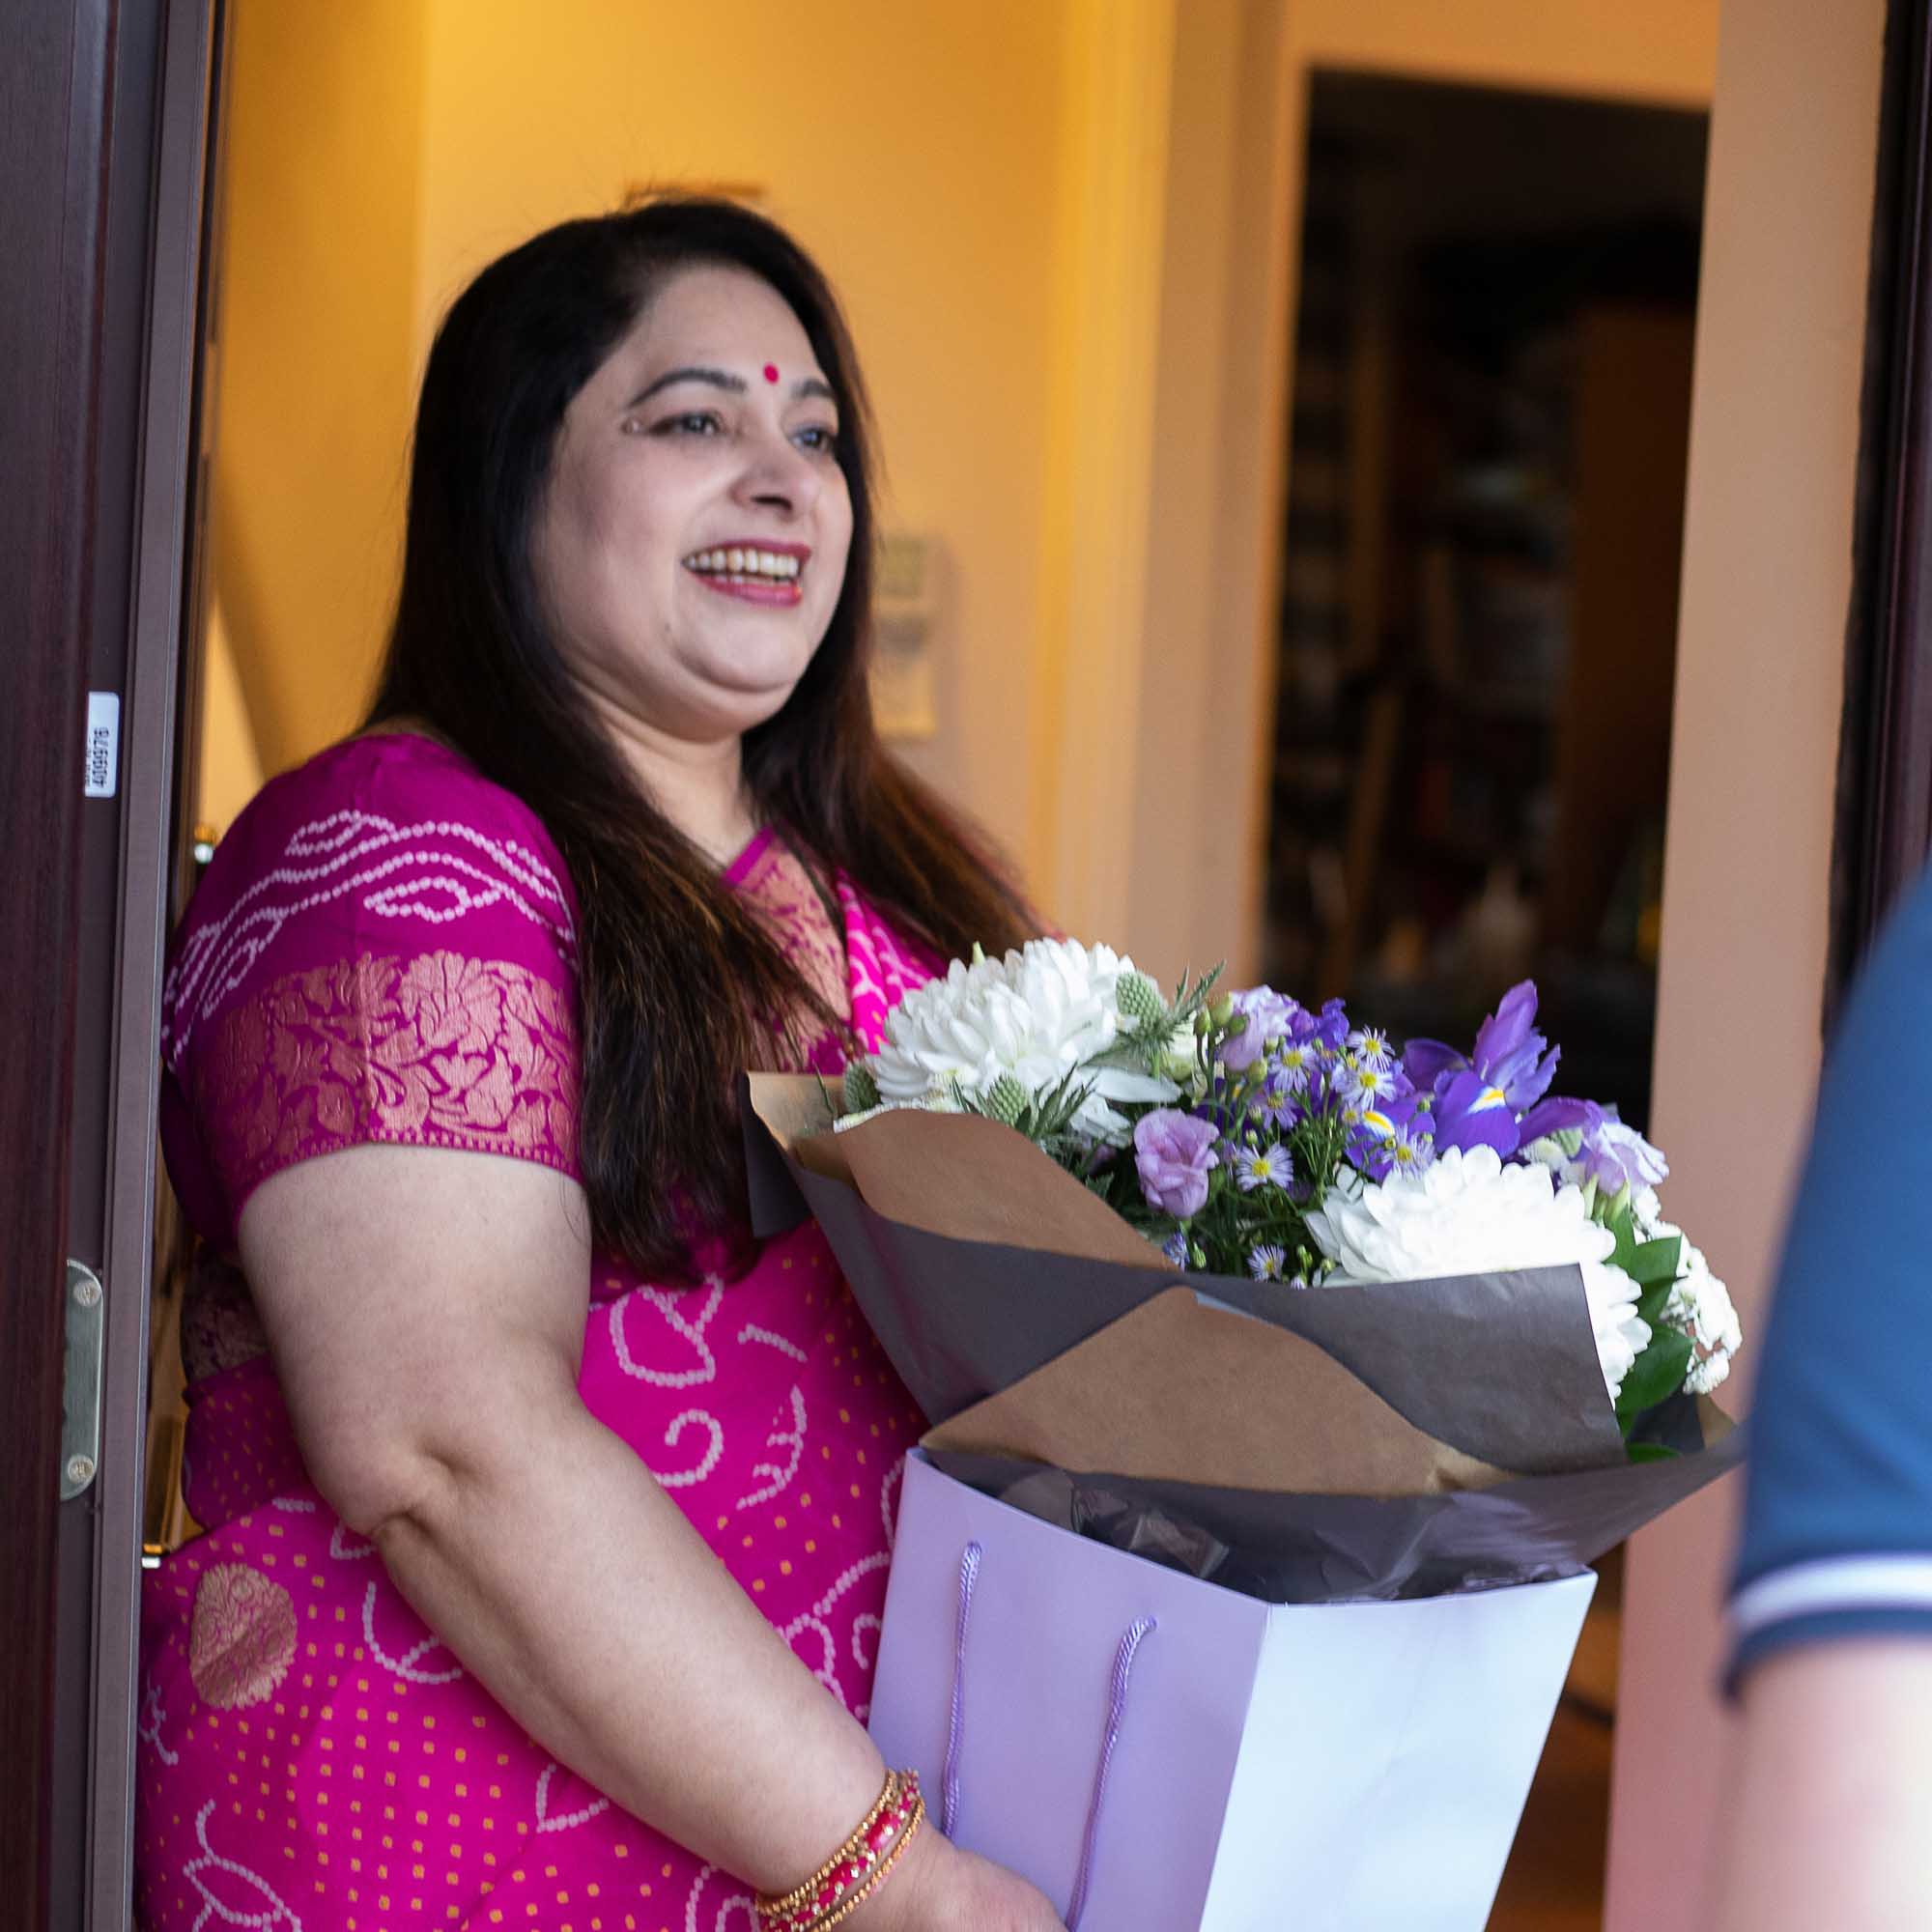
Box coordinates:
[787,1790,926,1932]
[756,1768,912,1922]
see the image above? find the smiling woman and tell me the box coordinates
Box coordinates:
[132,198,1059,1932]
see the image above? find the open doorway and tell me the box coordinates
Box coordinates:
[1264,69,1708,1928]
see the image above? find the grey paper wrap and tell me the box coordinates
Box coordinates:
[744,1075,1624,1475]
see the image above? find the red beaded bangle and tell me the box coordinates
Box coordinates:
[755,1769,925,1931]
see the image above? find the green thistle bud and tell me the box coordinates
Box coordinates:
[1115,971,1166,1027]
[983,1071,1029,1128]
[842,1063,880,1115]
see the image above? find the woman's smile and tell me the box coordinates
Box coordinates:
[681,537,810,607]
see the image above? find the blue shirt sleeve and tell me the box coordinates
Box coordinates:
[1728,863,1932,1687]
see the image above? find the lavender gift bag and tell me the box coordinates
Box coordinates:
[869,1453,1594,1932]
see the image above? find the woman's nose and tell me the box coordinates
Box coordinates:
[734,429,821,518]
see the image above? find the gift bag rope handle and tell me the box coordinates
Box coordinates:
[943,1539,1158,1932]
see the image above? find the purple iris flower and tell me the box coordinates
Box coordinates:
[1134,1110,1220,1219]
[1310,998,1351,1051]
[1406,980,1598,1158]
[1219,987,1300,1072]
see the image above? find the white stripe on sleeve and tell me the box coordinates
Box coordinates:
[1731,1555,1932,1647]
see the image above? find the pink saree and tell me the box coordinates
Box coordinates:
[137,733,937,1932]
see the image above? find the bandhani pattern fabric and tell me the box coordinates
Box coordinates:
[136,734,944,1932]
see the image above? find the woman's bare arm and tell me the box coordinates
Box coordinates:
[240,1142,1060,1925]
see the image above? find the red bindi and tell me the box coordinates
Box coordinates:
[762,363,781,384]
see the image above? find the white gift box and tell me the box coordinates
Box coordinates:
[869,1452,1595,1931]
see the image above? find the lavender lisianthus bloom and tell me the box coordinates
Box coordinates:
[1218,987,1299,1072]
[1134,1109,1220,1218]
[1577,1118,1668,1195]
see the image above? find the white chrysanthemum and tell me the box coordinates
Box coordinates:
[1641,1219,1743,1395]
[867,938,1178,1145]
[1304,1146,1651,1402]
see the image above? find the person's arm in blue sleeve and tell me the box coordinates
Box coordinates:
[1714,864,1932,1929]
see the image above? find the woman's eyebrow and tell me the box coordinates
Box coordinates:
[625,365,745,408]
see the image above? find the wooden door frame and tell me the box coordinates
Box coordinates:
[1832,0,1932,1011]
[1,5,123,1916]
[0,0,213,1923]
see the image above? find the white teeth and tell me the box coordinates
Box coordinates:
[684,547,803,580]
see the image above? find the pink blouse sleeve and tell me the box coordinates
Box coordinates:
[158,736,582,1248]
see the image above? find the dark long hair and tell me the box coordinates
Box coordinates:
[367,197,1036,1281]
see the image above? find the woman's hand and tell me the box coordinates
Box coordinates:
[852,1826,1066,1932]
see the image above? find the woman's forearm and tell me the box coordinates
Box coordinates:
[371,1385,886,1894]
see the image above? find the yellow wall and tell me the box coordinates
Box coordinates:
[208,0,427,788]
[407,0,1066,873]
[1605,0,1888,1922]
[210,0,1724,933]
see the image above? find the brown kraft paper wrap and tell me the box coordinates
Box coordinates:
[739,1075,1744,1600]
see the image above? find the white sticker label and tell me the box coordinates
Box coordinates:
[84,692,121,799]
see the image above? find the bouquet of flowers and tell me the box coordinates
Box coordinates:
[835,938,1739,1437]
[743,939,1746,1928]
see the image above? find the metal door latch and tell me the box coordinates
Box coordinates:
[61,1262,104,1500]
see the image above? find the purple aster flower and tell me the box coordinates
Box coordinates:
[1133,1109,1220,1219]
[1251,1065,1303,1131]
[1248,1244,1289,1281]
[1233,1142,1293,1192]
[1347,1026,1395,1068]
[1219,987,1299,1072]
[1272,1039,1321,1097]
[1362,1122,1434,1181]
[1161,1230,1190,1268]
[1577,1118,1668,1195]
[1340,1058,1404,1108]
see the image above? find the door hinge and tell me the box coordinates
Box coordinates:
[61,1261,104,1500]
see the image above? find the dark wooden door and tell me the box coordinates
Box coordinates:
[0,1,216,1923]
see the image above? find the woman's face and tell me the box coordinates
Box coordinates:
[534,262,853,747]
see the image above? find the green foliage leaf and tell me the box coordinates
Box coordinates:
[1634,1281,1673,1331]
[1606,1205,1640,1276]
[1626,1441,1679,1463]
[1628,1235,1684,1287]
[1615,1330,1694,1434]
